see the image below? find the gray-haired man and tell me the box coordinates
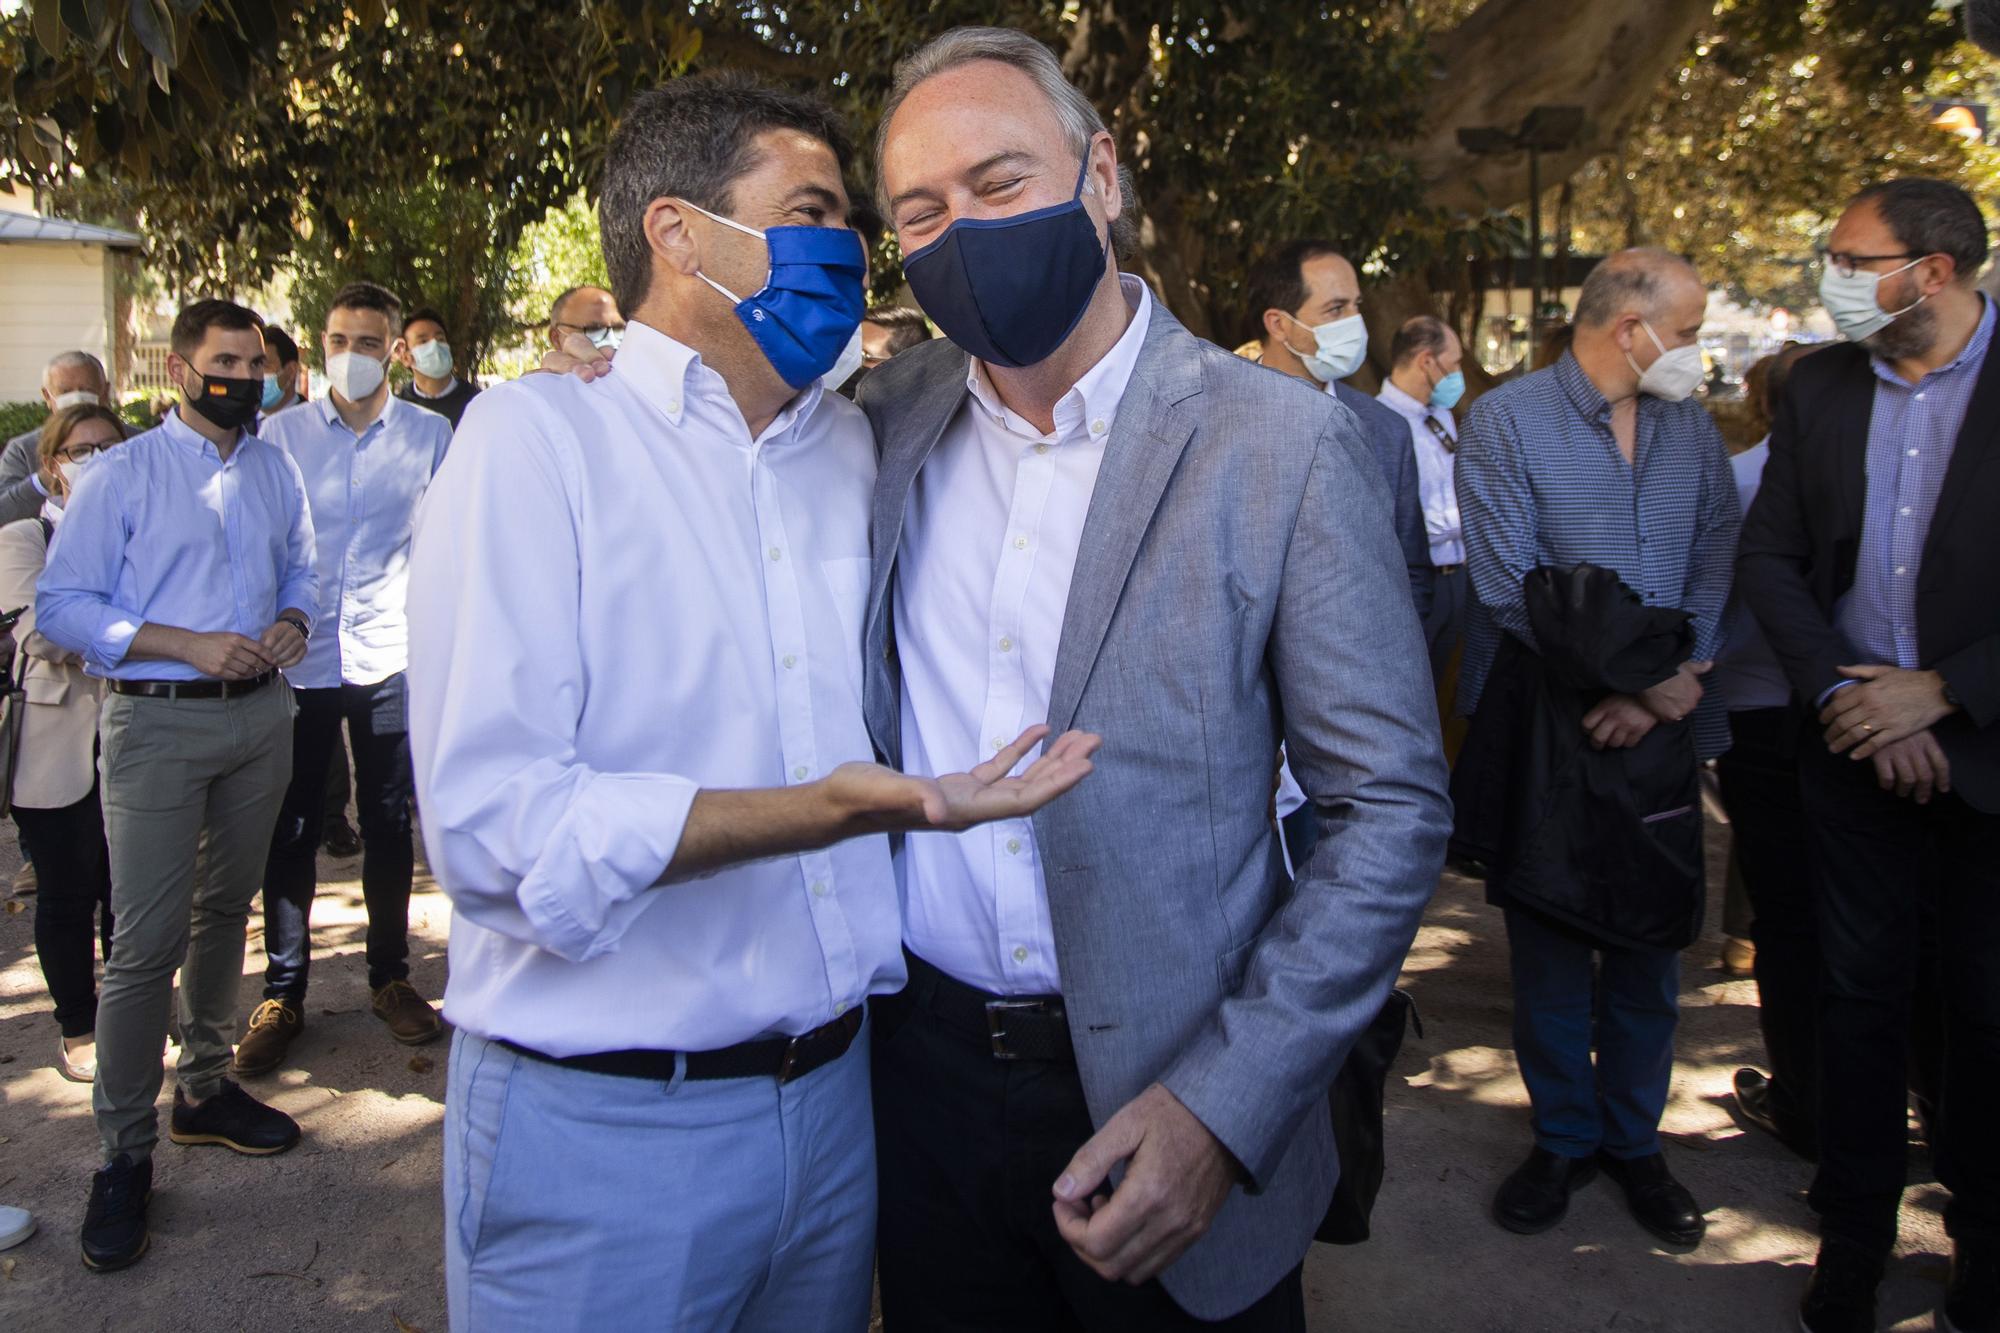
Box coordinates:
[1,351,111,526]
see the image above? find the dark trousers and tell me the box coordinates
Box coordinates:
[1799,736,2000,1253]
[872,959,1306,1332]
[1505,907,1681,1159]
[1424,565,1470,687]
[261,674,414,999]
[1715,706,1819,1148]
[14,784,114,1037]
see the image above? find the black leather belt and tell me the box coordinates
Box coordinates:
[498,1005,863,1084]
[108,669,277,700]
[1433,563,1463,576]
[892,951,1074,1063]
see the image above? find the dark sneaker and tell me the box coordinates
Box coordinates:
[1598,1150,1706,1247]
[80,1153,152,1272]
[322,815,363,858]
[1799,1239,1884,1333]
[1493,1146,1596,1235]
[232,999,303,1076]
[1943,1239,2000,1333]
[168,1079,300,1155]
[371,979,443,1045]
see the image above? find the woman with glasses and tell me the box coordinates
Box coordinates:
[0,402,128,1082]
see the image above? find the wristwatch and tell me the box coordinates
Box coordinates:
[279,613,312,640]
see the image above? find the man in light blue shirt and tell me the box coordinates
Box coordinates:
[236,281,453,1079]
[37,298,317,1273]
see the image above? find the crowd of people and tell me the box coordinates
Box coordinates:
[0,20,1992,1333]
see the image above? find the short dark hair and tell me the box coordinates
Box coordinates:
[404,306,449,337]
[262,326,300,367]
[863,306,932,356]
[1850,178,1990,282]
[1244,240,1342,343]
[171,299,264,358]
[328,280,405,336]
[1390,315,1454,369]
[599,72,852,315]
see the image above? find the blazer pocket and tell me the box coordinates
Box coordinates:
[23,672,71,707]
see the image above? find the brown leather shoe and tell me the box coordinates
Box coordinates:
[372,980,443,1045]
[232,999,303,1076]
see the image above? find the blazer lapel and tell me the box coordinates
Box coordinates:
[1045,305,1204,736]
[1924,323,2000,551]
[1833,363,1873,537]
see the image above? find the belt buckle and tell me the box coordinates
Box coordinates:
[985,999,1045,1061]
[776,1012,844,1084]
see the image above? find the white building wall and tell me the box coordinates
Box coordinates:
[0,243,114,403]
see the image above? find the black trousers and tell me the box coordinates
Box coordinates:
[260,675,415,999]
[871,959,1306,1333]
[1714,706,1818,1147]
[13,783,114,1038]
[1798,735,2000,1253]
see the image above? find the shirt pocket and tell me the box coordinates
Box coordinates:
[819,556,873,699]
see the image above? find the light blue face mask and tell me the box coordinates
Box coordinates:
[1429,368,1466,410]
[1818,257,1927,343]
[261,374,285,411]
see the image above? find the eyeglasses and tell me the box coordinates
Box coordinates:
[554,322,627,339]
[55,442,110,463]
[1817,248,1919,278]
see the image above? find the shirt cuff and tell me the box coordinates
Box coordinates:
[1815,678,1858,708]
[87,610,143,670]
[514,771,701,963]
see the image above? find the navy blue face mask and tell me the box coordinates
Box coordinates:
[681,200,868,390]
[901,155,1109,369]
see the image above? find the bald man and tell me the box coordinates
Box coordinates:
[1,352,111,526]
[545,284,624,354]
[1456,248,1738,1250]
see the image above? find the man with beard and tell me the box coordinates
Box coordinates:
[1740,177,2000,1333]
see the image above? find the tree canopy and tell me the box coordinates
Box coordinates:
[0,0,1983,366]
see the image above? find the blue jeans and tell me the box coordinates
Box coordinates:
[443,1025,877,1332]
[1505,907,1680,1159]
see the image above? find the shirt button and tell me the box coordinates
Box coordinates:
[811,881,829,898]
[769,547,783,561]
[1014,536,1028,551]
[1090,419,1106,435]
[993,737,1007,752]
[782,655,797,669]
[1909,448,1921,457]
[1916,392,1927,401]
[1006,838,1022,855]
[1034,443,1050,455]
[1896,566,1907,576]
[998,636,1013,653]
[794,765,809,780]
[1900,507,1913,517]
[834,1001,848,1016]
[1013,946,1029,963]
[666,399,681,414]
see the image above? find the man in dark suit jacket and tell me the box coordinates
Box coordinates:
[1248,240,1433,621]
[1739,176,2000,1333]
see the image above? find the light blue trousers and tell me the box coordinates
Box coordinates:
[443,1025,876,1332]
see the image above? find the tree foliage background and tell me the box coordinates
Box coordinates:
[0,0,1990,372]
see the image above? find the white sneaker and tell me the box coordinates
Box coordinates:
[0,1205,35,1251]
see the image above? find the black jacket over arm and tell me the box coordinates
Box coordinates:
[1737,339,2000,813]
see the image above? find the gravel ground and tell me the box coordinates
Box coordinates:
[0,817,1951,1332]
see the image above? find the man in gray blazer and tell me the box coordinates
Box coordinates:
[859,27,1451,1328]
[1,351,111,527]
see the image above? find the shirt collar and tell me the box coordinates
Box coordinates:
[1378,380,1429,419]
[619,319,825,444]
[965,273,1153,440]
[1869,293,1996,388]
[411,376,460,400]
[1553,350,1616,425]
[316,389,396,437]
[162,405,239,461]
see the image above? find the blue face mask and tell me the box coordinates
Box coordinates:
[901,155,1108,369]
[261,373,285,411]
[1429,368,1465,410]
[679,200,867,390]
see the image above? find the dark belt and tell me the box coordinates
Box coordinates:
[894,951,1074,1063]
[1433,563,1463,576]
[498,1005,863,1085]
[108,669,277,700]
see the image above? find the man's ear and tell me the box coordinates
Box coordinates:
[392,337,412,369]
[1085,132,1121,228]
[644,198,704,278]
[1262,308,1294,347]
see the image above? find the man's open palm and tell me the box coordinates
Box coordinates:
[829,725,1102,834]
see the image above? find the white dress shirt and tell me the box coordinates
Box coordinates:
[261,393,452,689]
[895,274,1152,995]
[406,320,902,1055]
[1378,380,1464,567]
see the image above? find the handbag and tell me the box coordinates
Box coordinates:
[0,607,28,820]
[1315,987,1421,1245]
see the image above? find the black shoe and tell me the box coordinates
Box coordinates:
[1943,1239,2000,1333]
[1732,1068,1820,1163]
[322,816,363,858]
[168,1079,301,1156]
[1597,1151,1706,1246]
[80,1153,152,1272]
[1493,1146,1596,1235]
[1799,1240,1884,1333]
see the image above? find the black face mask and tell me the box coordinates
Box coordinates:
[180,367,262,431]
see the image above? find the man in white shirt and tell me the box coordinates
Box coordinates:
[1379,314,1471,687]
[241,281,455,1077]
[409,73,1097,1332]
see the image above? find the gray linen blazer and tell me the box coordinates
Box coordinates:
[855,299,1451,1319]
[0,430,47,528]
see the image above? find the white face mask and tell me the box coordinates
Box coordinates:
[825,325,865,389]
[409,340,454,380]
[1284,311,1369,384]
[52,389,101,410]
[324,350,388,402]
[585,326,624,351]
[1818,258,1926,343]
[1625,320,1705,402]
